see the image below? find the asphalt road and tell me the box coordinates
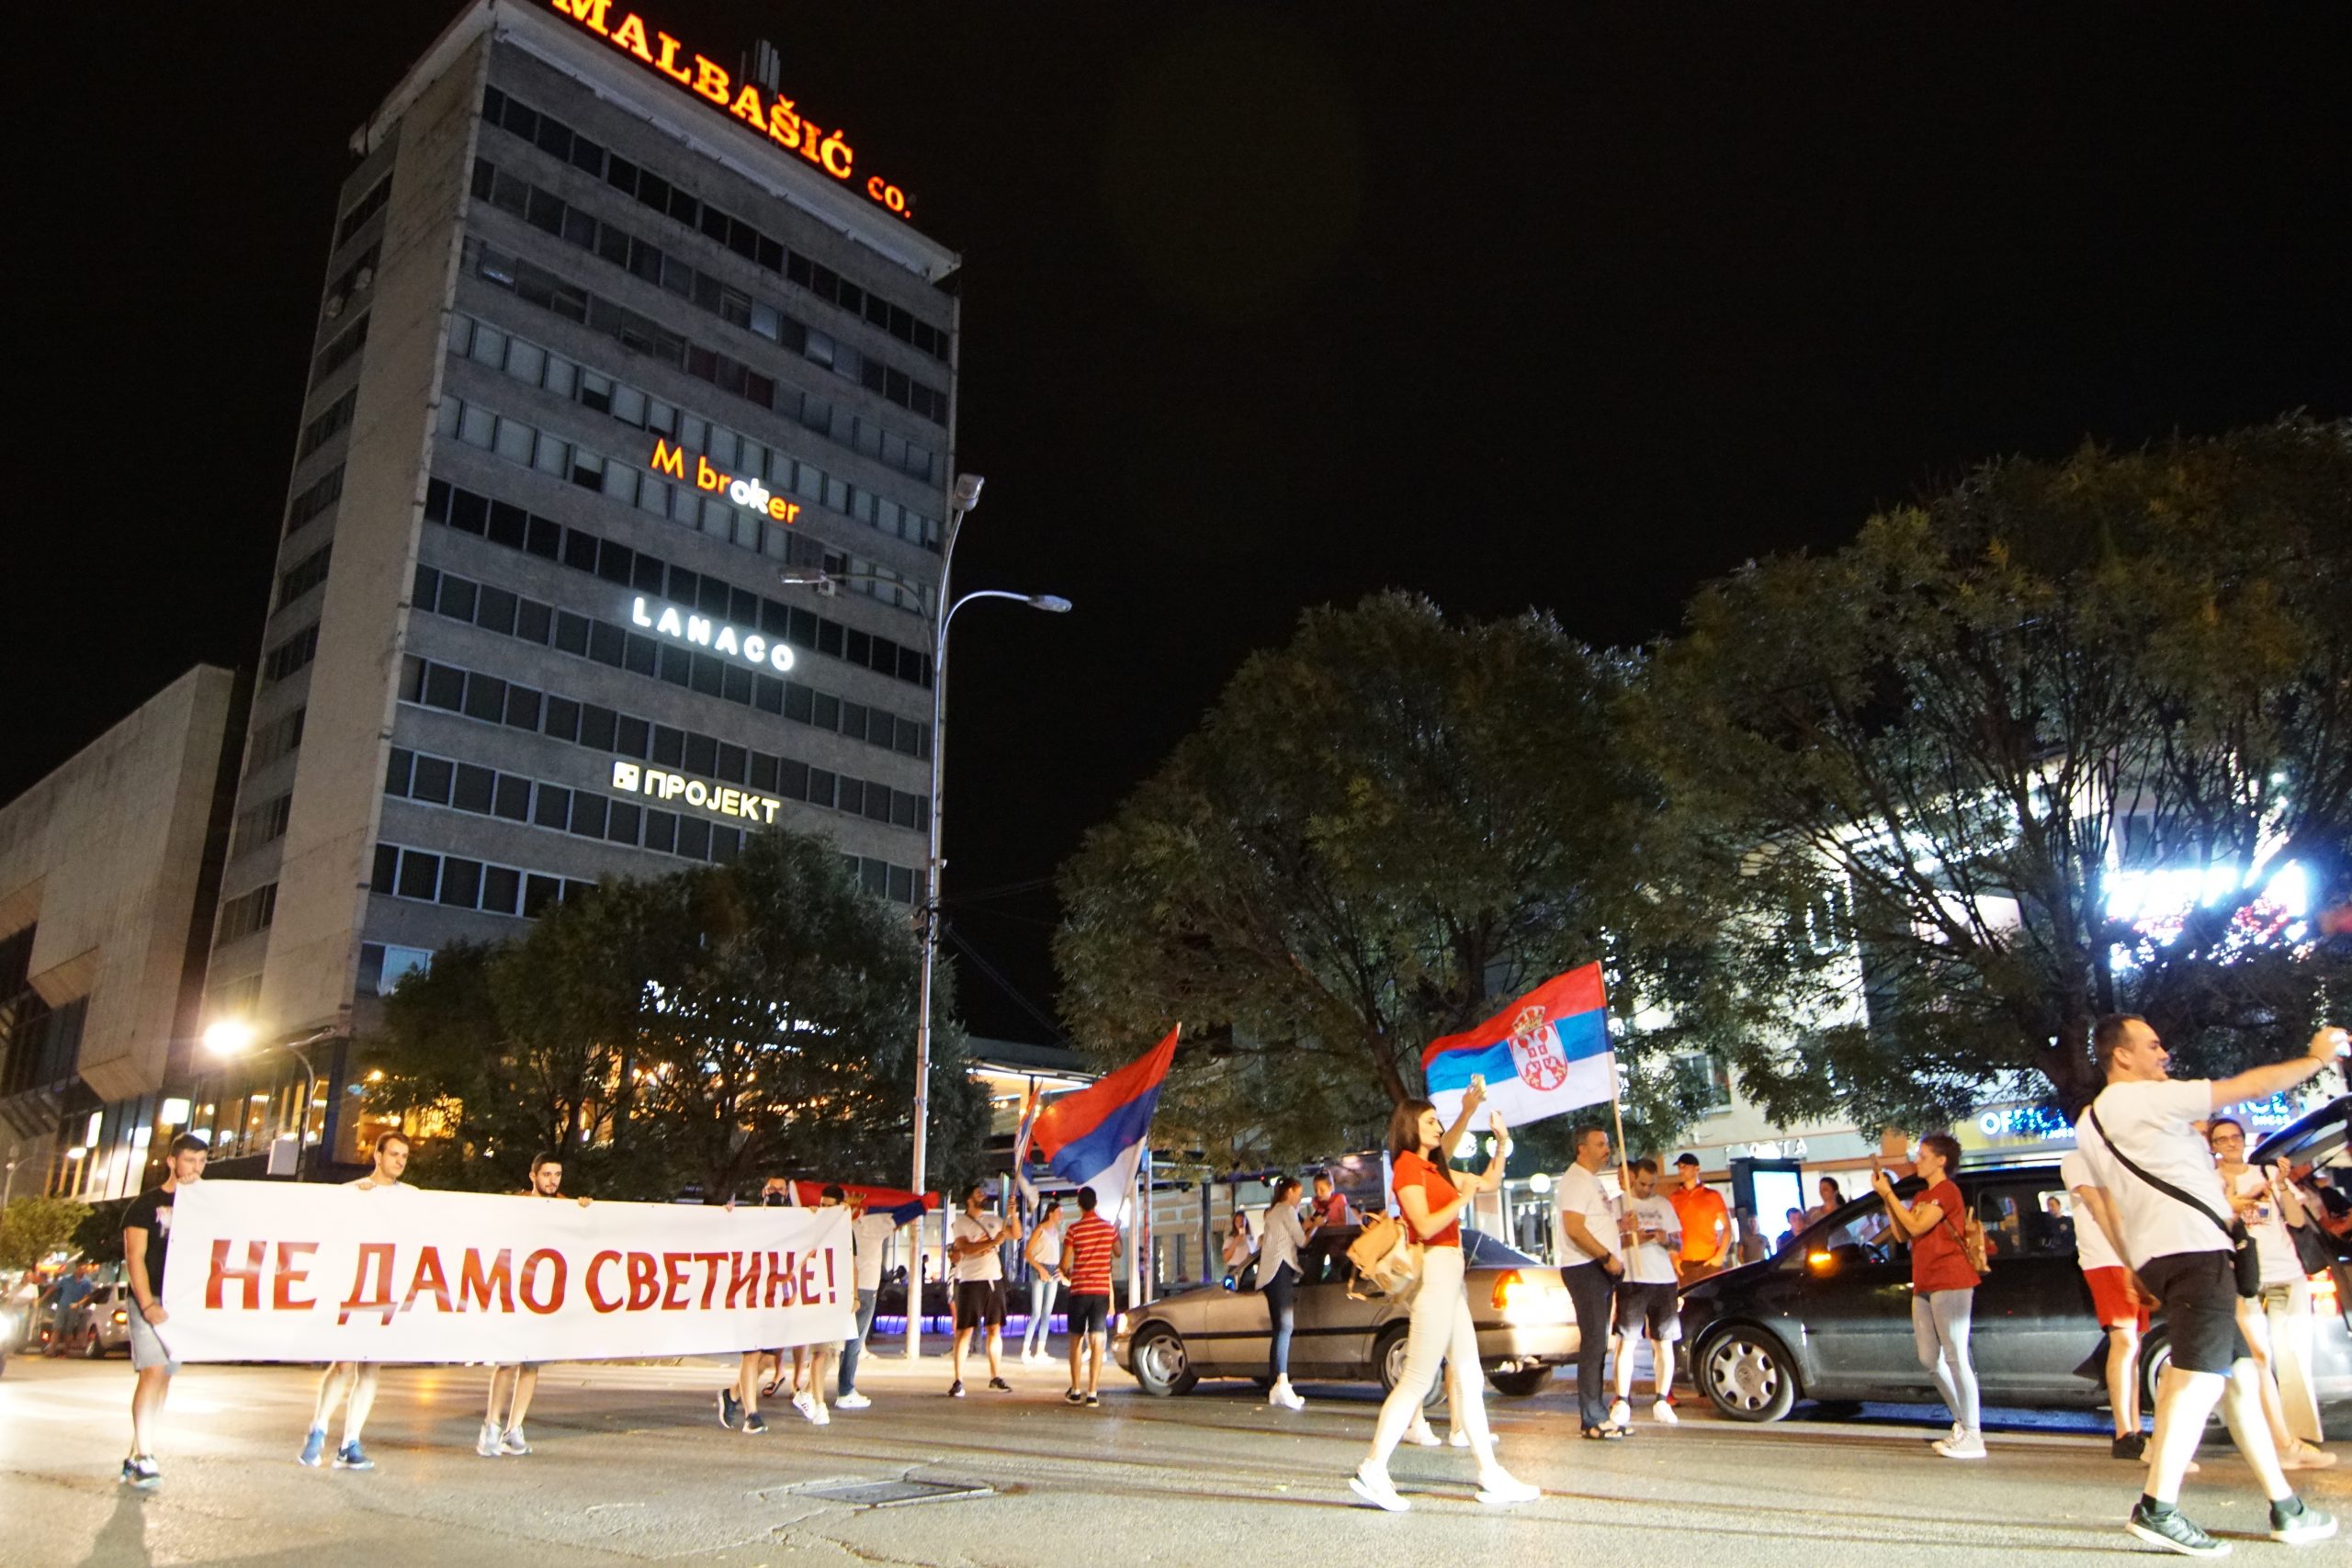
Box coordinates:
[3,1348,2345,1568]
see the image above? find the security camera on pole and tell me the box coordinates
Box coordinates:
[781,473,1071,1360]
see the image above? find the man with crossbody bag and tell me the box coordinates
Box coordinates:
[2073,1013,2344,1556]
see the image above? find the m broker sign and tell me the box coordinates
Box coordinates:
[651,439,804,525]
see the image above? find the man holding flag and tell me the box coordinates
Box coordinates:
[1019,1026,1181,1229]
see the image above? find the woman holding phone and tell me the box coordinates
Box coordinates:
[1259,1177,1324,1409]
[1871,1134,1984,1459]
[1349,1077,1539,1512]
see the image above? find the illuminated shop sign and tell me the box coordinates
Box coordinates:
[628,596,797,671]
[1971,1093,2298,1147]
[650,439,802,525]
[546,1,915,220]
[611,760,782,823]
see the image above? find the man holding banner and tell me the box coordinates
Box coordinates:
[300,1130,415,1471]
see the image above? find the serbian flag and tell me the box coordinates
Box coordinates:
[1021,1025,1178,1225]
[1421,964,1613,1128]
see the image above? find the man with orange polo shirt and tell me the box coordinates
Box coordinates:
[1668,1155,1732,1282]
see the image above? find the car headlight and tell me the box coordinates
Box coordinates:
[113,1310,129,1325]
[1490,1269,1572,1325]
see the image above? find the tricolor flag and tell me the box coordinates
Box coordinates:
[1421,964,1613,1128]
[1019,1025,1179,1226]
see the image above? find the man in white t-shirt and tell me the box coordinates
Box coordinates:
[2073,1013,2344,1555]
[300,1131,414,1472]
[838,1192,925,1409]
[1552,1124,1623,1437]
[1608,1156,1684,1429]
[946,1183,1023,1398]
[2061,1144,2151,1461]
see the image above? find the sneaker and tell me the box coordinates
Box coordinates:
[1349,1464,1410,1513]
[792,1391,820,1424]
[120,1455,160,1489]
[1609,1398,1632,1428]
[2280,1441,2337,1472]
[298,1427,327,1468]
[742,1412,767,1435]
[1475,1472,1540,1506]
[477,1421,503,1458]
[2126,1498,2229,1558]
[835,1392,871,1411]
[948,1380,966,1398]
[718,1389,741,1430]
[988,1377,1012,1392]
[1653,1399,1679,1426]
[2112,1432,2147,1461]
[334,1440,374,1471]
[1065,1388,1085,1405]
[1084,1392,1101,1407]
[1449,1430,1472,1449]
[499,1427,530,1457]
[1405,1417,1443,1448]
[1933,1432,1986,1461]
[2268,1497,2337,1546]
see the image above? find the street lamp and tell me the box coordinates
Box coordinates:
[203,1021,329,1180]
[781,473,1071,1360]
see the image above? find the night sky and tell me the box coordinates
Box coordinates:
[14,3,2351,1042]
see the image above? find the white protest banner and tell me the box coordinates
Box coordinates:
[158,1180,854,1363]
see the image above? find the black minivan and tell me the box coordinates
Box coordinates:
[1679,1099,2352,1426]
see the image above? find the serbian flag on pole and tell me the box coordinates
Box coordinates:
[1020,1025,1178,1226]
[1421,964,1613,1128]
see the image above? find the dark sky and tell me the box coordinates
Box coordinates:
[13,3,2351,1041]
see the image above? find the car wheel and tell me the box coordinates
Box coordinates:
[1486,1365,1553,1398]
[1700,1326,1797,1422]
[1374,1324,1443,1408]
[1130,1324,1198,1396]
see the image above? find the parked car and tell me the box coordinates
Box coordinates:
[79,1284,133,1359]
[1112,1227,1577,1400]
[1679,1128,2352,1428]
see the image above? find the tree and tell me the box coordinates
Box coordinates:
[1,1196,93,1272]
[1056,592,1724,1163]
[365,825,989,1201]
[1643,418,2352,1125]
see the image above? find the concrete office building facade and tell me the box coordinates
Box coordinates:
[0,668,247,1201]
[206,0,960,1160]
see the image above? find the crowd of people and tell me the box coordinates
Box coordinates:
[74,1015,2352,1555]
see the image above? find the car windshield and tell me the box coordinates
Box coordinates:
[1461,1229,1539,1267]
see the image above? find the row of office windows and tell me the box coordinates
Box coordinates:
[232,793,292,857]
[435,387,928,620]
[450,308,942,559]
[312,314,368,389]
[214,883,277,948]
[325,242,380,312]
[297,389,357,462]
[423,475,933,694]
[277,543,333,611]
[471,152,945,428]
[372,840,596,920]
[411,559,924,763]
[481,84,949,363]
[248,706,307,773]
[287,466,345,536]
[263,624,320,686]
[335,174,390,248]
[398,652,924,826]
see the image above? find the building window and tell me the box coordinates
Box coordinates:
[214,884,278,947]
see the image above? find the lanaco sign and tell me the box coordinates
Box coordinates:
[546,0,916,221]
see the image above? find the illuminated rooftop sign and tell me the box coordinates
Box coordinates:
[612,760,782,824]
[628,595,797,672]
[650,439,803,525]
[546,1,915,221]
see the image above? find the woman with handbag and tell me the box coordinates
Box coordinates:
[1349,1083,1538,1512]
[2208,1118,2335,1465]
[1259,1178,1324,1409]
[1869,1133,1985,1460]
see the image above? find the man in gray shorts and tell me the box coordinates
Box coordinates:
[119,1133,209,1487]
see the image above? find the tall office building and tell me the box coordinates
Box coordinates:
[204,0,960,1163]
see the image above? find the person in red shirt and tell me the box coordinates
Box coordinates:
[1058,1188,1120,1407]
[1668,1155,1732,1281]
[1871,1133,1984,1459]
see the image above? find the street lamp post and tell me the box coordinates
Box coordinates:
[203,1022,329,1181]
[781,473,1070,1361]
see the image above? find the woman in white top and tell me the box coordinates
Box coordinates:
[1021,1198,1065,1365]
[1258,1179,1325,1410]
[2208,1118,2333,1464]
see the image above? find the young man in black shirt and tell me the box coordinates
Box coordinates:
[119,1133,209,1487]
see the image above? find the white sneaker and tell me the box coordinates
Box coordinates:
[835,1391,871,1410]
[1476,1471,1540,1506]
[1609,1398,1633,1428]
[1349,1465,1410,1513]
[1653,1399,1678,1426]
[792,1391,820,1424]
[1449,1429,1471,1449]
[475,1422,502,1458]
[1933,1432,1987,1460]
[1405,1417,1442,1448]
[498,1426,530,1456]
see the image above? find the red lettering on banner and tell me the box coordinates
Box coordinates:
[823,1247,837,1303]
[401,1247,453,1314]
[518,1248,566,1315]
[207,1239,266,1310]
[799,1251,820,1306]
[662,1251,691,1311]
[626,1250,660,1311]
[695,1251,728,1309]
[765,1249,798,1308]
[338,1243,400,1325]
[458,1247,514,1313]
[586,1250,624,1313]
[273,1242,320,1310]
[724,1251,759,1309]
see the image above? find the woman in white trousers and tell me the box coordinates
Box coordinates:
[1350,1081,1539,1511]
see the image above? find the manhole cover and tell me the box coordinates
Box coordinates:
[799,1478,993,1508]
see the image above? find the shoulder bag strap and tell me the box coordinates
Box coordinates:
[2086,1104,2237,1243]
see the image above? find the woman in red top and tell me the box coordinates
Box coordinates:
[1349,1080,1539,1513]
[1871,1132,1984,1459]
